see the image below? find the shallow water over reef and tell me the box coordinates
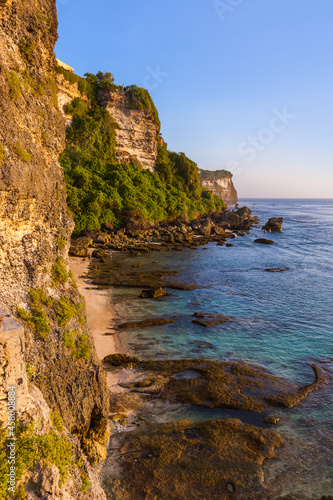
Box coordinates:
[96,199,333,498]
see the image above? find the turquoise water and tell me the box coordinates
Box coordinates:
[108,199,333,497]
[113,199,333,379]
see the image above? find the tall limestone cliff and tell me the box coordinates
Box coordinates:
[0,1,108,497]
[55,74,161,171]
[98,87,160,170]
[200,169,238,205]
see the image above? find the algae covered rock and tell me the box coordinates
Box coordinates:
[138,359,328,413]
[139,287,170,299]
[109,418,283,499]
[103,353,140,367]
[118,318,176,329]
[192,312,233,328]
[92,249,106,259]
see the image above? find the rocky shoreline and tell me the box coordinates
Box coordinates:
[69,206,259,257]
[70,208,332,500]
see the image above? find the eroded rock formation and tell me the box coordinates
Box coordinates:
[98,88,160,170]
[200,169,238,205]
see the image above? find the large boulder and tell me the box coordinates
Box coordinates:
[125,216,151,237]
[83,229,110,244]
[263,217,284,233]
[101,223,115,234]
[236,206,252,218]
[69,236,92,257]
[191,218,212,237]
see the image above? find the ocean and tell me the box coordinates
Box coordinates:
[105,199,333,498]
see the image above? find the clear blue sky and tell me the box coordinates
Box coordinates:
[56,0,333,198]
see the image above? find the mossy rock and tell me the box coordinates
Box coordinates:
[103,353,140,367]
[139,359,328,412]
[139,287,170,300]
[112,418,284,499]
[118,318,175,329]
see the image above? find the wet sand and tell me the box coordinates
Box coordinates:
[69,254,135,393]
[69,255,122,360]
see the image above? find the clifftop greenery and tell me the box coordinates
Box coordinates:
[59,71,224,235]
[199,169,233,181]
[124,85,160,130]
[55,65,160,129]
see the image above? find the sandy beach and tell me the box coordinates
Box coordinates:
[69,254,135,393]
[69,255,122,358]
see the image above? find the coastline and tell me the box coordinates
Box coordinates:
[70,203,333,498]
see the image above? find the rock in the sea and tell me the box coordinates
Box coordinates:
[192,312,233,328]
[103,354,140,367]
[263,217,284,233]
[236,206,252,218]
[192,340,216,349]
[264,417,280,425]
[254,238,275,245]
[118,318,176,329]
[139,287,170,300]
[226,243,234,247]
[167,282,198,290]
[265,267,290,272]
[139,359,327,412]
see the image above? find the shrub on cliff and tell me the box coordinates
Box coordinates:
[0,422,74,499]
[125,84,161,131]
[199,168,233,181]
[16,288,53,340]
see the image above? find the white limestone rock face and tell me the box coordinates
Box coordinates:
[55,74,89,127]
[200,170,238,205]
[99,89,160,171]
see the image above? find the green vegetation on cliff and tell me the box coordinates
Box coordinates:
[124,84,161,130]
[60,73,224,234]
[199,168,233,181]
[0,422,74,499]
[17,288,52,339]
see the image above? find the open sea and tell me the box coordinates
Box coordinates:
[107,199,333,498]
